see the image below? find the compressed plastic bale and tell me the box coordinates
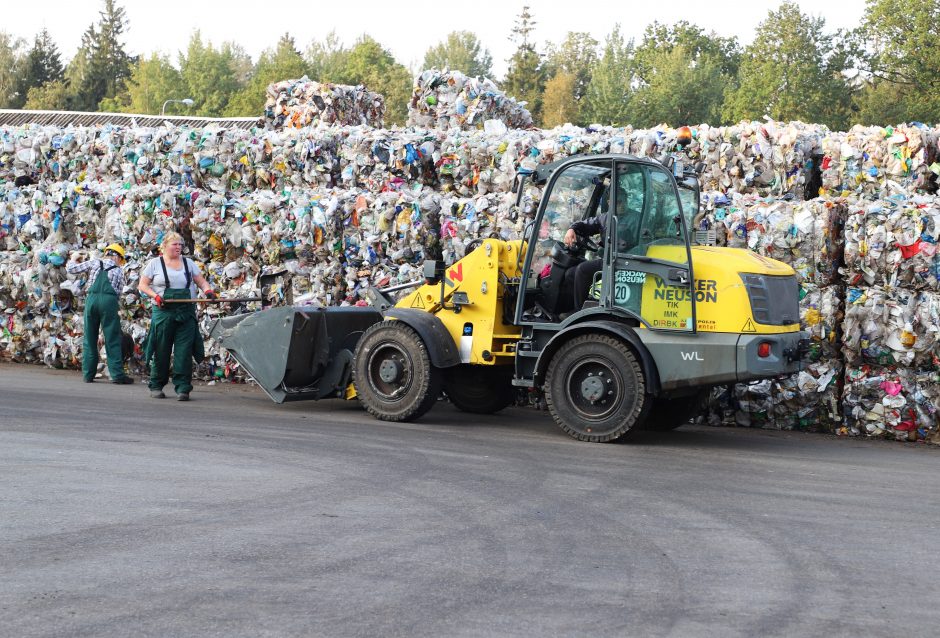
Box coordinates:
[3,117,940,392]
[770,359,843,432]
[409,69,533,130]
[264,77,385,129]
[842,286,940,368]
[841,365,940,442]
[841,195,940,290]
[820,124,940,197]
[801,283,843,361]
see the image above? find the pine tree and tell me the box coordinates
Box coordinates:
[14,29,64,108]
[72,0,135,111]
[503,5,545,123]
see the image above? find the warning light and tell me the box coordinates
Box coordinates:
[757,342,772,358]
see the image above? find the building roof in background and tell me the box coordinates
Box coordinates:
[0,109,259,129]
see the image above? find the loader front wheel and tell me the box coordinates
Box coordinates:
[443,365,516,414]
[545,335,648,442]
[352,321,442,422]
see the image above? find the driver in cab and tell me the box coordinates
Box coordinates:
[563,213,605,311]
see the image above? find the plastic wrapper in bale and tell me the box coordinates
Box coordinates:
[841,365,940,443]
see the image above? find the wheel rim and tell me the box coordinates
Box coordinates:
[366,340,413,402]
[564,355,623,424]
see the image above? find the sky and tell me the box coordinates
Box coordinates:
[9,0,868,78]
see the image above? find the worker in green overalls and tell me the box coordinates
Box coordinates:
[66,243,135,384]
[138,232,216,401]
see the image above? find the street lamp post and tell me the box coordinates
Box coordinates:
[161,98,194,116]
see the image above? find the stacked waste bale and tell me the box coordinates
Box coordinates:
[698,195,846,431]
[820,124,940,198]
[839,195,940,440]
[264,77,386,129]
[2,113,940,443]
[409,69,533,130]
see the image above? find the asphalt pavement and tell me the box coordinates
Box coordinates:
[2,362,939,637]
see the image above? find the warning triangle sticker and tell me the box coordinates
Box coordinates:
[742,318,756,333]
[411,294,425,309]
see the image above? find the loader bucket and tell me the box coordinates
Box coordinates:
[208,306,383,403]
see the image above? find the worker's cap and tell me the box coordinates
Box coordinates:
[104,243,126,259]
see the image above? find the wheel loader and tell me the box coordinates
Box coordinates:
[209,153,808,442]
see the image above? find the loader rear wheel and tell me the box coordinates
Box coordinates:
[545,335,648,443]
[443,365,516,414]
[352,321,442,422]
[643,389,710,432]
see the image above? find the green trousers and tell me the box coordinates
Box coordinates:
[147,290,201,394]
[82,274,125,382]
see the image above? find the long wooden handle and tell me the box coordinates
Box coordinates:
[162,297,264,304]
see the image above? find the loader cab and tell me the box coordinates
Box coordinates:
[515,154,696,332]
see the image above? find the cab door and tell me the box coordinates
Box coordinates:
[603,161,696,332]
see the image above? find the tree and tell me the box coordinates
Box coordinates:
[305,31,349,82]
[723,1,853,130]
[857,0,940,122]
[421,31,493,77]
[73,0,135,111]
[543,31,598,103]
[178,32,241,117]
[853,77,913,125]
[24,80,70,110]
[635,21,740,80]
[225,33,309,117]
[0,32,26,108]
[631,45,725,127]
[63,27,96,110]
[14,29,64,108]
[503,5,545,123]
[99,53,185,114]
[541,71,579,128]
[582,26,636,126]
[631,22,739,126]
[338,36,412,125]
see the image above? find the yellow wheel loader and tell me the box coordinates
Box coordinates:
[210,154,808,442]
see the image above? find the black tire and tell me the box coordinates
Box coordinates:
[643,389,710,432]
[443,364,516,414]
[352,321,442,422]
[544,335,648,442]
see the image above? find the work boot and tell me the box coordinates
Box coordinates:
[177,392,190,402]
[112,377,135,385]
[150,390,166,399]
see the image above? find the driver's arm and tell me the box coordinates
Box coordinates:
[566,215,604,247]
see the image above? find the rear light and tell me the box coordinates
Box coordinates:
[757,342,772,358]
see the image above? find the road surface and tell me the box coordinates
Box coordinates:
[2,363,938,637]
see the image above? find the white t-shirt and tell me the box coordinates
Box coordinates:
[142,257,202,297]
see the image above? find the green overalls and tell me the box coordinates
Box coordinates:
[147,257,204,395]
[83,260,126,382]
